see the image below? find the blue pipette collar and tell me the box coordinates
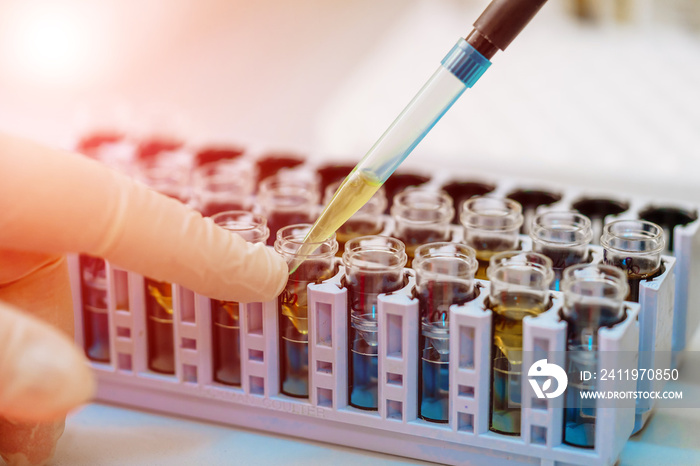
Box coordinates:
[441,38,491,88]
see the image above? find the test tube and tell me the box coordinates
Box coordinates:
[391,188,454,264]
[530,212,593,291]
[487,251,553,435]
[138,163,191,374]
[324,180,387,257]
[413,243,478,423]
[460,197,524,280]
[275,224,338,398]
[79,255,110,362]
[258,175,320,246]
[561,264,628,448]
[343,236,407,410]
[192,157,255,217]
[210,211,269,386]
[600,220,665,302]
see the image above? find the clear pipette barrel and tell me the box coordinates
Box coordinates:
[289,39,491,273]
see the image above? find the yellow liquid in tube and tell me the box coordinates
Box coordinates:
[289,170,382,273]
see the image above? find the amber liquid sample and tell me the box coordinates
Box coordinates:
[145,278,175,374]
[490,293,546,435]
[212,299,241,386]
[279,260,333,398]
[335,219,383,257]
[79,255,110,362]
[469,237,518,280]
[289,171,381,273]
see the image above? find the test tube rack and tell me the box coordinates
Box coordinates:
[67,157,697,465]
[67,245,672,466]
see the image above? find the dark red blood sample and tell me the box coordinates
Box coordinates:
[317,164,355,192]
[256,153,305,183]
[137,138,184,164]
[195,146,245,168]
[383,173,430,213]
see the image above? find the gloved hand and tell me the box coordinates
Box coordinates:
[0,133,288,465]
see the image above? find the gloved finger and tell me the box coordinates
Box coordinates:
[0,297,93,426]
[0,133,288,303]
[0,418,64,466]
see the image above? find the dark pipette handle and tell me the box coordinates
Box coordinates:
[467,0,548,60]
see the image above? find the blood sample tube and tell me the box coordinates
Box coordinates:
[210,211,269,386]
[561,264,628,448]
[258,175,320,246]
[487,251,553,435]
[275,224,338,398]
[460,197,524,280]
[391,188,454,265]
[530,212,593,291]
[600,220,665,302]
[343,236,407,410]
[79,255,110,362]
[324,180,387,257]
[413,242,478,422]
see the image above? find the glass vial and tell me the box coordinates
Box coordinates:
[343,236,407,410]
[210,211,269,386]
[258,175,320,246]
[324,180,387,257]
[562,264,628,448]
[600,220,665,302]
[193,158,255,217]
[79,255,110,362]
[275,224,338,398]
[487,252,553,435]
[414,243,478,423]
[391,188,454,264]
[460,197,524,280]
[530,212,593,291]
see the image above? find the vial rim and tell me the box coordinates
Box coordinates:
[529,211,593,247]
[459,196,524,231]
[600,219,665,255]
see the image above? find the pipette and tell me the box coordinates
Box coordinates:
[289,0,549,273]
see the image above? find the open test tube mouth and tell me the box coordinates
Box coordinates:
[414,242,478,296]
[460,196,523,232]
[487,251,554,300]
[275,224,338,259]
[600,220,665,254]
[342,236,408,272]
[258,175,320,210]
[530,212,593,248]
[390,188,454,224]
[211,210,269,244]
[561,264,628,320]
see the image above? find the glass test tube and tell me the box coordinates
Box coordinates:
[487,252,553,435]
[258,175,319,246]
[210,211,269,386]
[193,158,255,217]
[324,180,387,257]
[343,236,407,410]
[138,163,191,374]
[390,188,454,264]
[561,264,628,448]
[413,243,478,423]
[530,212,593,291]
[275,224,338,398]
[79,255,110,362]
[460,197,524,280]
[600,220,665,302]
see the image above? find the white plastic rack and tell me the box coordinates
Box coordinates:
[67,161,697,466]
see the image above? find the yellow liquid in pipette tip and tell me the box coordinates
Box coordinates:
[288,170,382,274]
